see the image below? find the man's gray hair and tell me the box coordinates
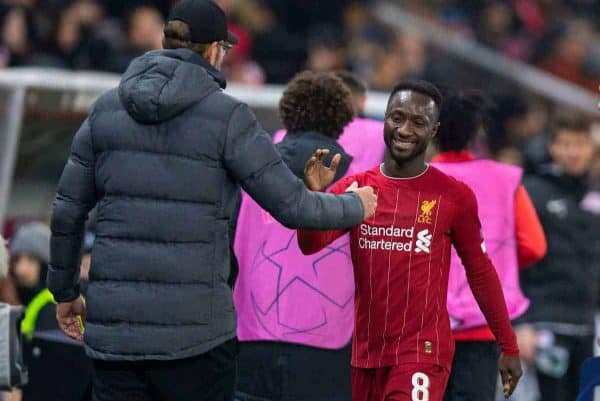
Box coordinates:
[0,235,7,279]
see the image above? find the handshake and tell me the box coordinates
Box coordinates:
[304,149,378,220]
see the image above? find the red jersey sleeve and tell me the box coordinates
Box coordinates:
[297,176,357,255]
[514,185,547,269]
[450,184,520,356]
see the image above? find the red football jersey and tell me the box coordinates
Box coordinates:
[298,165,518,370]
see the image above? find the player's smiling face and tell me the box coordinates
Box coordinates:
[384,90,439,164]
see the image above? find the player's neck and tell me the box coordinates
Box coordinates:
[382,154,427,179]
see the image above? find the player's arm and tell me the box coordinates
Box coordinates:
[297,176,357,255]
[514,185,547,269]
[223,103,371,230]
[297,229,347,255]
[48,118,97,303]
[451,186,522,397]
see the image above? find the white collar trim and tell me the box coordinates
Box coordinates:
[379,163,429,180]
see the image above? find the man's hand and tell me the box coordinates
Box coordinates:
[57,296,86,341]
[498,353,522,398]
[346,181,377,219]
[304,148,341,191]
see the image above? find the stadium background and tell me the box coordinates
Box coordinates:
[0,0,598,400]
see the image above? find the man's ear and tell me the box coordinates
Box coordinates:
[432,122,440,137]
[203,42,219,65]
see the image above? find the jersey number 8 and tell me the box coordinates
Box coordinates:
[411,372,430,401]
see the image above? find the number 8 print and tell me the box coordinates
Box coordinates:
[411,372,430,401]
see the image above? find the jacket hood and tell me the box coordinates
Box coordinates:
[118,48,226,124]
[276,131,352,182]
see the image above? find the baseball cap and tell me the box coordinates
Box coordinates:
[168,0,238,45]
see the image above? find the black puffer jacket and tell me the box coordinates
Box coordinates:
[48,49,364,361]
[521,164,600,326]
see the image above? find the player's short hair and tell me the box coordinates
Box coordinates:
[435,88,492,152]
[388,79,443,120]
[550,111,592,141]
[335,70,367,97]
[163,20,210,55]
[279,71,354,139]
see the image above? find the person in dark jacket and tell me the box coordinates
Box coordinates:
[8,222,57,336]
[519,112,599,401]
[47,1,376,400]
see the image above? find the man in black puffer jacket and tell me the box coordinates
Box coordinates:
[519,113,599,401]
[47,1,376,400]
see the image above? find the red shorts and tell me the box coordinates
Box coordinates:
[351,363,450,401]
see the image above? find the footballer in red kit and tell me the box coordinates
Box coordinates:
[299,80,522,401]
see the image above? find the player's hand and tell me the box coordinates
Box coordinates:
[346,181,377,219]
[498,353,522,398]
[57,296,86,341]
[304,148,341,191]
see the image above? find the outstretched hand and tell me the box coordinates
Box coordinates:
[304,148,341,191]
[498,353,522,398]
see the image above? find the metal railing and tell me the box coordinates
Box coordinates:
[0,67,390,225]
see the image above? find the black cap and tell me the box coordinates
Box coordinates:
[168,0,238,45]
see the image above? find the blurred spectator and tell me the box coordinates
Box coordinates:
[519,112,600,401]
[431,88,546,401]
[98,0,172,19]
[538,19,600,92]
[343,2,393,82]
[477,93,527,158]
[486,93,549,168]
[265,0,354,38]
[31,1,105,69]
[218,0,265,84]
[127,5,163,53]
[305,25,347,72]
[9,223,50,305]
[1,6,35,66]
[409,0,599,91]
[0,0,597,94]
[584,122,600,212]
[235,0,303,83]
[91,4,163,72]
[3,221,59,363]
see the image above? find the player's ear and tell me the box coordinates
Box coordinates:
[431,122,440,137]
